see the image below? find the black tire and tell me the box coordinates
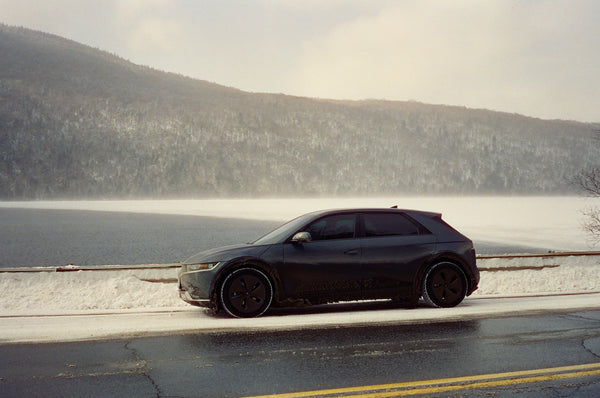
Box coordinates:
[220,268,273,318]
[422,262,467,308]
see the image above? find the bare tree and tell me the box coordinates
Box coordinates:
[577,167,600,196]
[577,130,600,245]
[582,207,600,244]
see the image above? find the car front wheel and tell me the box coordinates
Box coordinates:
[422,262,467,308]
[220,267,273,318]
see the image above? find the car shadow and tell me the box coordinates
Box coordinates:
[202,298,477,319]
[263,299,430,317]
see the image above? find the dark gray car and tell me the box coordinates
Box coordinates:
[178,208,479,317]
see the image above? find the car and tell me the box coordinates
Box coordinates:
[178,207,479,317]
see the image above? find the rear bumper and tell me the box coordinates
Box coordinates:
[467,248,480,295]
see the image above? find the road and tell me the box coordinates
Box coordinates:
[1,310,599,397]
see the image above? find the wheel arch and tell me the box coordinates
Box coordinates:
[415,253,472,298]
[209,257,281,313]
[420,255,470,307]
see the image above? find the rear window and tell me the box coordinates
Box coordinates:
[363,213,428,237]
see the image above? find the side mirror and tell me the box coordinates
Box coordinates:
[291,231,312,243]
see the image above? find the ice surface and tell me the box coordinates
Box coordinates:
[2,196,598,250]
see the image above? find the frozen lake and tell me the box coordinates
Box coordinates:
[0,196,598,267]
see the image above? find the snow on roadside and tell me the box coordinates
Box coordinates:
[0,255,599,317]
[474,255,600,296]
[0,268,187,316]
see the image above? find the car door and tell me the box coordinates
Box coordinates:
[360,212,437,299]
[281,213,362,303]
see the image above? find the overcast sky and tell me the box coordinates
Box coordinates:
[1,0,599,122]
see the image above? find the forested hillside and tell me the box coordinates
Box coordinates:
[1,25,599,199]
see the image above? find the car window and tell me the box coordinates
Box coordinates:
[363,213,424,237]
[253,212,318,245]
[305,214,356,241]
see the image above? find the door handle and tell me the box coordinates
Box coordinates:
[344,249,359,256]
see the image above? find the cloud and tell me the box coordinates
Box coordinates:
[292,3,501,97]
[0,0,598,121]
[290,0,600,121]
[126,17,184,54]
[114,0,170,21]
[111,0,185,55]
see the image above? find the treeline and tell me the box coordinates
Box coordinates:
[1,24,599,199]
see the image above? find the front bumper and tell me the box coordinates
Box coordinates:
[178,264,221,308]
[178,288,212,308]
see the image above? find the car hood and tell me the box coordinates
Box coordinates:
[183,243,270,264]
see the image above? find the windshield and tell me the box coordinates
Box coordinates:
[252,212,317,245]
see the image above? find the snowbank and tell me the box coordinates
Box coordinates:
[1,255,598,317]
[0,268,187,316]
[475,255,600,296]
[1,255,599,344]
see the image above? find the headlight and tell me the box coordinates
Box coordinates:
[186,262,219,271]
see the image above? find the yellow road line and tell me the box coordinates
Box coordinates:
[242,362,600,398]
[344,369,600,398]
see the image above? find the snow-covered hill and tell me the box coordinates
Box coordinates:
[3,26,599,199]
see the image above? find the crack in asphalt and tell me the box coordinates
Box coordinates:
[558,313,600,360]
[563,312,600,323]
[582,337,600,360]
[124,341,161,398]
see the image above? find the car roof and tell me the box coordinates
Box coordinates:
[304,207,441,219]
[298,208,469,242]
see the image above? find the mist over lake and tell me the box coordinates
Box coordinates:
[1,196,596,268]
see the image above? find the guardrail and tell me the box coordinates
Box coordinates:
[0,263,182,273]
[476,250,600,271]
[477,251,600,259]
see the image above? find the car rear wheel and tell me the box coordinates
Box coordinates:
[220,268,273,318]
[422,262,467,308]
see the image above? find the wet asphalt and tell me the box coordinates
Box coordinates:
[1,310,599,397]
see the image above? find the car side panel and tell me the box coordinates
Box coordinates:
[280,239,362,303]
[360,234,437,300]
